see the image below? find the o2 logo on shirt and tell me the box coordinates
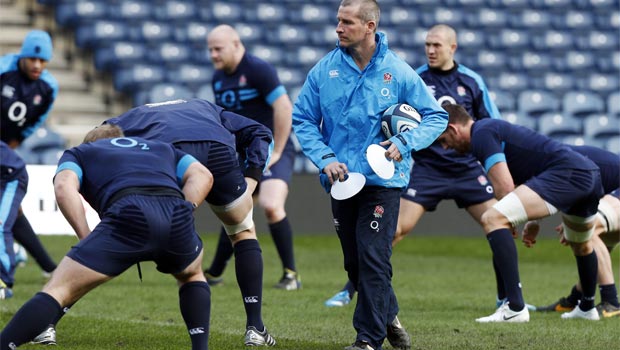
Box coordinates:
[7,101,28,127]
[110,137,150,150]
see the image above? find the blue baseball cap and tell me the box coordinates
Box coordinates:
[19,30,53,61]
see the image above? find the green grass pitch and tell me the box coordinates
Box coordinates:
[1,233,618,349]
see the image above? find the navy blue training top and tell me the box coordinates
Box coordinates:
[471,119,598,185]
[56,137,196,214]
[570,145,620,193]
[104,98,273,173]
[212,53,287,131]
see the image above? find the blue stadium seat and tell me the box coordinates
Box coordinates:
[129,21,173,42]
[509,51,551,72]
[475,50,508,70]
[382,6,418,27]
[74,20,129,49]
[174,22,210,44]
[55,0,107,29]
[494,72,529,92]
[285,46,329,68]
[140,83,194,105]
[606,137,620,154]
[553,51,595,72]
[490,90,516,112]
[502,111,537,131]
[465,8,508,28]
[208,1,243,23]
[575,31,618,50]
[94,41,147,72]
[607,91,620,118]
[309,26,338,47]
[556,135,604,149]
[110,1,153,21]
[537,112,582,138]
[398,27,428,50]
[289,4,332,24]
[113,64,166,93]
[487,29,529,50]
[250,45,286,66]
[444,0,486,6]
[551,10,594,30]
[457,28,486,49]
[583,114,620,139]
[148,42,192,66]
[595,50,619,73]
[487,0,530,8]
[39,148,64,165]
[574,0,618,9]
[196,84,215,102]
[232,23,266,45]
[167,63,213,89]
[154,1,197,22]
[529,0,572,8]
[577,73,620,94]
[422,8,464,27]
[531,30,574,51]
[244,2,287,23]
[266,24,309,46]
[562,90,605,118]
[594,10,619,30]
[535,72,577,93]
[507,9,552,29]
[19,126,66,152]
[276,67,306,87]
[517,89,561,118]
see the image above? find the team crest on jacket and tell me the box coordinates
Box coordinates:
[373,205,384,218]
[2,85,15,98]
[457,86,466,96]
[239,75,247,87]
[33,94,42,105]
[383,72,392,84]
[477,175,488,186]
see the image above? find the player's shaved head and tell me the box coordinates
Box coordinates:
[428,24,457,46]
[208,24,240,44]
[425,24,458,70]
[83,124,124,143]
[207,24,245,73]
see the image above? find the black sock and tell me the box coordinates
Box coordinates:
[269,217,296,272]
[0,292,61,348]
[493,258,506,301]
[205,227,233,277]
[566,285,583,306]
[575,251,597,311]
[599,284,620,307]
[13,215,57,273]
[179,281,211,350]
[487,229,524,311]
[234,239,264,330]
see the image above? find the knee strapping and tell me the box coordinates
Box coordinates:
[223,208,254,235]
[563,214,597,243]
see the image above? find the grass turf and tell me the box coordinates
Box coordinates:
[1,233,618,349]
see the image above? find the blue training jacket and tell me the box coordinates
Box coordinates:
[292,32,448,191]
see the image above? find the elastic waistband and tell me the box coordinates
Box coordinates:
[106,186,184,210]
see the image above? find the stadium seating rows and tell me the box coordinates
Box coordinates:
[35,0,619,170]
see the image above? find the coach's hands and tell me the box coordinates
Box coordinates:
[380,140,403,162]
[323,161,349,184]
